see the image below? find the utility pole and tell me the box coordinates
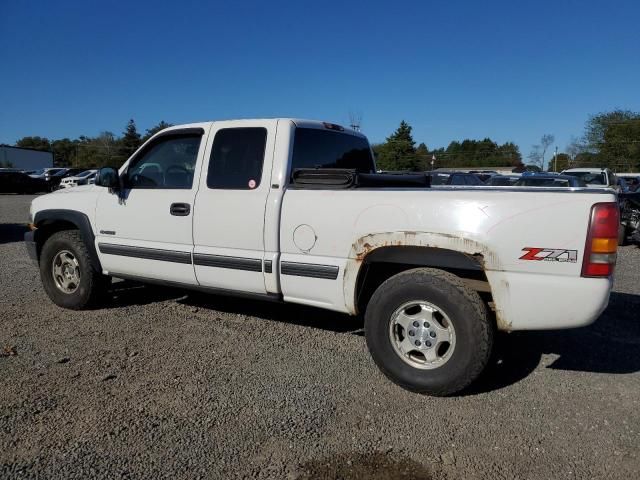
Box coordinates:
[554,146,558,172]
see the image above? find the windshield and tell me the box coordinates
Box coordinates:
[77,170,95,178]
[563,171,606,185]
[30,169,45,175]
[430,173,451,185]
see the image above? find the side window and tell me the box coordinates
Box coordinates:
[451,175,466,185]
[124,135,201,189]
[207,128,267,190]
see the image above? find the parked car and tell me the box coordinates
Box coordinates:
[59,170,98,189]
[26,118,618,396]
[485,174,520,186]
[429,171,484,186]
[514,174,586,188]
[47,168,85,190]
[468,171,497,182]
[0,170,50,193]
[29,167,66,180]
[617,191,640,244]
[620,176,640,192]
[561,168,617,190]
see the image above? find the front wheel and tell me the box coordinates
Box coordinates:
[39,230,110,309]
[364,268,493,396]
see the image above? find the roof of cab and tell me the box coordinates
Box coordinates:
[160,119,366,138]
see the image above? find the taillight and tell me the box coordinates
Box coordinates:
[581,202,619,277]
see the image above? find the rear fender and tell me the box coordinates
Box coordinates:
[342,231,501,316]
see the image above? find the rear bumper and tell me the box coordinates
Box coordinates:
[24,230,38,265]
[486,270,613,331]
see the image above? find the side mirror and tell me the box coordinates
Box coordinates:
[95,167,121,192]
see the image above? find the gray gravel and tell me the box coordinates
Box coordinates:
[1,194,639,479]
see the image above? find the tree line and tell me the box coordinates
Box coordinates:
[373,120,523,172]
[6,120,172,169]
[6,109,639,172]
[557,110,640,172]
[375,109,640,173]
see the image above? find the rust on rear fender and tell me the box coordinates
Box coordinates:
[342,231,511,329]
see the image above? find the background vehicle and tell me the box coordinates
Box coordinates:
[29,167,66,180]
[59,170,98,189]
[561,168,617,189]
[514,174,586,188]
[47,168,85,190]
[485,174,520,186]
[0,170,49,193]
[618,192,640,245]
[468,170,497,182]
[429,171,484,186]
[26,119,618,396]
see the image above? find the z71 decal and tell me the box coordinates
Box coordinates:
[519,247,578,263]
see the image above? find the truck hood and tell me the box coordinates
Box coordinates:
[50,184,95,194]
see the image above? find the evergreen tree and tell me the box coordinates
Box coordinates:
[376,120,420,171]
[119,119,141,160]
[143,120,173,142]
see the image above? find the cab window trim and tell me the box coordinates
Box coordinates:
[123,128,204,190]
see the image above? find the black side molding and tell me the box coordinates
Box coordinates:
[264,260,273,273]
[280,261,339,280]
[110,272,282,303]
[34,209,102,271]
[193,253,262,272]
[98,243,192,264]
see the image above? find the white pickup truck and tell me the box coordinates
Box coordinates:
[25,119,619,395]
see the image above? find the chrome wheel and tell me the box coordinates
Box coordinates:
[51,250,81,294]
[388,300,456,369]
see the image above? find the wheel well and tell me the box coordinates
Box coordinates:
[34,220,78,254]
[32,209,102,271]
[355,246,493,314]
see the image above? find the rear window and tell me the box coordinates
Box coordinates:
[291,128,374,178]
[430,173,451,185]
[517,178,570,187]
[487,176,518,186]
[563,171,606,185]
[465,175,483,185]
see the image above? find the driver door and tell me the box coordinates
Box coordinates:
[94,127,208,284]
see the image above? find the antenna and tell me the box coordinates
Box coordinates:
[348,111,362,132]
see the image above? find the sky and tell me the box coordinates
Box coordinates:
[1,0,639,156]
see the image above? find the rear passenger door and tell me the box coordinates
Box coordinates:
[192,120,277,294]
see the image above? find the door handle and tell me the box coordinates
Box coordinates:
[170,203,191,216]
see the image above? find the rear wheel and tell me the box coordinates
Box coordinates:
[40,230,110,309]
[364,268,493,396]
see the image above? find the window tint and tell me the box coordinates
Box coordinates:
[563,171,606,185]
[464,175,482,185]
[291,128,374,179]
[430,173,451,185]
[517,178,570,187]
[450,175,466,185]
[207,128,267,189]
[125,135,201,189]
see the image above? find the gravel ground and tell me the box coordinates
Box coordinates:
[1,194,639,479]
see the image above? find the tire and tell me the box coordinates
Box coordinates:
[39,230,110,309]
[618,223,627,246]
[364,268,493,396]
